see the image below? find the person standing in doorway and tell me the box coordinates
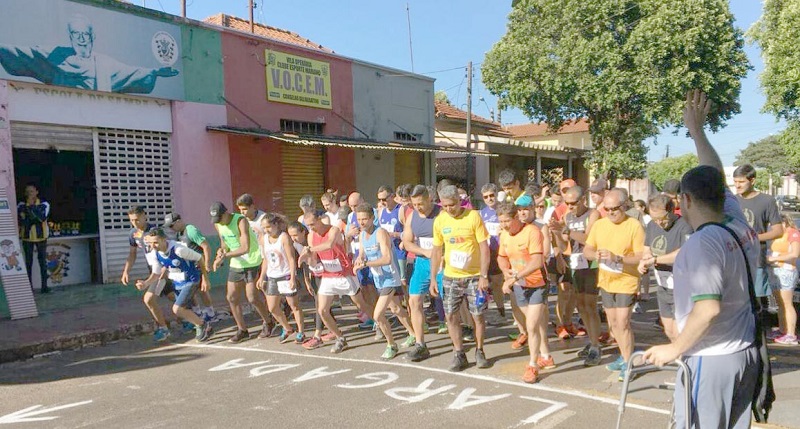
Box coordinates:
[18,183,50,293]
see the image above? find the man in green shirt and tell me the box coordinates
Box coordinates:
[211,202,273,343]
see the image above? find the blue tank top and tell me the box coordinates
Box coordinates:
[379,205,408,260]
[155,241,200,290]
[410,205,441,259]
[360,228,401,288]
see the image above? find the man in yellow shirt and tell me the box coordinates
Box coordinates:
[584,188,645,380]
[431,185,491,372]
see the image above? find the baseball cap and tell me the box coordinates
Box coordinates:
[163,212,181,228]
[588,178,608,194]
[210,202,228,224]
[515,194,534,207]
[559,179,577,192]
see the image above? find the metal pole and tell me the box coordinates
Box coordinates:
[406,3,415,72]
[465,61,473,196]
[249,0,255,33]
[180,0,186,17]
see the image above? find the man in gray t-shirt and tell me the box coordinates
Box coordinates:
[733,164,783,297]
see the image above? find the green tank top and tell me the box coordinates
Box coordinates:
[217,213,262,269]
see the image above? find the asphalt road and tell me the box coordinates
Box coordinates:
[0,303,796,428]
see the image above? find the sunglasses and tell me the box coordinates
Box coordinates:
[535,205,546,209]
[377,196,392,202]
[606,205,624,213]
[564,201,579,206]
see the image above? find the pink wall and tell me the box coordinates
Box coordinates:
[170,101,232,236]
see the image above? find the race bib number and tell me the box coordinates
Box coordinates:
[380,224,395,234]
[485,222,500,237]
[309,263,324,274]
[654,269,674,289]
[321,259,343,273]
[599,258,623,274]
[418,237,434,250]
[569,253,589,270]
[167,269,186,282]
[449,250,471,269]
[277,279,294,294]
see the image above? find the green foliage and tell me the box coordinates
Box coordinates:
[483,0,750,179]
[734,135,794,175]
[647,153,698,190]
[749,0,800,121]
[778,122,800,174]
[434,90,451,105]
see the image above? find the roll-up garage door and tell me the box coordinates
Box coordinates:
[281,145,325,219]
[10,122,93,151]
[94,129,173,282]
[394,151,424,187]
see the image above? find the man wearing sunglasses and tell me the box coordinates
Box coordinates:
[377,185,409,287]
[584,188,645,381]
[479,183,507,320]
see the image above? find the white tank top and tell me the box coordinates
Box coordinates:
[263,233,292,278]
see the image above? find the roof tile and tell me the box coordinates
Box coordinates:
[507,119,589,137]
[204,14,333,53]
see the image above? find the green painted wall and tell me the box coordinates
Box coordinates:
[181,25,225,105]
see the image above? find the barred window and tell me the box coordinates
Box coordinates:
[280,119,324,135]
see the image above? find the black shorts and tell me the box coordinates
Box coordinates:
[657,286,675,318]
[571,268,599,295]
[600,290,635,309]
[228,266,260,284]
[546,256,572,284]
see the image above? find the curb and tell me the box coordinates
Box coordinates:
[0,321,157,365]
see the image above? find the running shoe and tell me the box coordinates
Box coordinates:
[321,332,337,341]
[584,346,602,366]
[522,365,539,384]
[258,320,276,339]
[567,324,587,337]
[294,333,306,344]
[462,326,475,342]
[356,311,369,323]
[449,351,469,372]
[154,326,170,342]
[556,325,572,340]
[599,331,614,345]
[196,322,214,342]
[302,336,323,350]
[766,328,783,341]
[229,329,250,343]
[537,355,556,370]
[511,333,528,350]
[618,363,630,382]
[381,344,399,360]
[606,355,625,372]
[437,323,448,334]
[408,343,431,362]
[401,335,416,349]
[375,328,385,341]
[331,337,348,354]
[358,320,376,330]
[577,344,591,358]
[181,321,195,334]
[279,328,295,344]
[507,331,520,341]
[475,349,491,369]
[774,334,799,345]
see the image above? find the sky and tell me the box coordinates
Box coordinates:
[136,0,782,166]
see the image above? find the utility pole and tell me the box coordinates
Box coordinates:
[665,144,670,160]
[406,3,415,72]
[465,61,473,197]
[249,0,255,33]
[180,0,186,17]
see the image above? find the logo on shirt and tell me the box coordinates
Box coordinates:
[449,237,466,244]
[652,235,667,256]
[443,227,452,235]
[171,259,181,267]
[742,208,755,228]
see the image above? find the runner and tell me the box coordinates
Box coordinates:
[346,192,378,328]
[122,206,173,342]
[377,185,409,287]
[287,221,333,349]
[353,203,415,359]
[733,163,784,312]
[479,183,507,318]
[588,178,608,217]
[517,195,553,346]
[767,214,800,344]
[163,212,217,322]
[637,194,692,341]
[299,210,375,353]
[402,185,446,362]
[431,185,492,372]
[258,213,305,344]
[138,228,213,342]
[299,195,330,226]
[236,193,268,242]
[661,179,682,216]
[584,188,645,381]
[320,191,340,225]
[558,186,603,365]
[210,201,273,343]
[548,180,584,339]
[497,169,525,203]
[496,201,552,383]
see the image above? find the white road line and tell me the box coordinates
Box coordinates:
[173,342,670,415]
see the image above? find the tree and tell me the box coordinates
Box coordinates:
[434,90,451,105]
[734,135,794,176]
[483,0,750,179]
[647,153,698,190]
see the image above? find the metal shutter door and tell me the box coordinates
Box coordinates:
[395,151,423,186]
[94,129,173,283]
[281,145,324,219]
[11,122,93,151]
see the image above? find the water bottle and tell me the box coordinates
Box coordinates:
[475,289,487,308]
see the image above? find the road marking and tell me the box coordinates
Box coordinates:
[0,400,93,425]
[174,343,670,415]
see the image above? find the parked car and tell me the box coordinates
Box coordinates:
[776,195,800,212]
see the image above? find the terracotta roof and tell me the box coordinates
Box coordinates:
[434,101,501,127]
[507,118,589,138]
[204,14,333,53]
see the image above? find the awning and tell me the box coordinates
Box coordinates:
[207,126,497,157]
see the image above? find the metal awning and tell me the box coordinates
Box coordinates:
[207,126,497,157]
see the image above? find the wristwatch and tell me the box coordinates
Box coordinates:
[480,274,489,279]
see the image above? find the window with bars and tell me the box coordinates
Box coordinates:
[393,131,422,142]
[280,119,324,135]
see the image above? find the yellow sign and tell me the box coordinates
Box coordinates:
[265,49,332,109]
